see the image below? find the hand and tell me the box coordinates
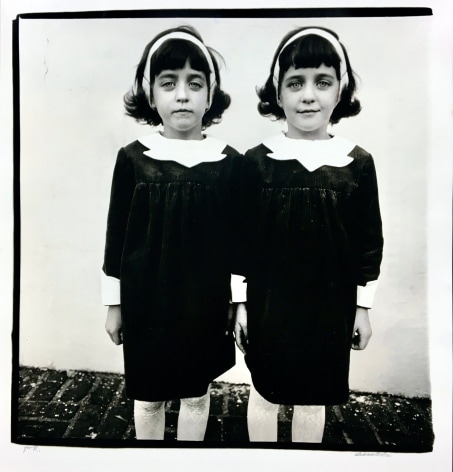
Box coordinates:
[234,303,248,354]
[105,305,123,345]
[351,307,372,350]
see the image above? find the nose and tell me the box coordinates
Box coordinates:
[175,83,189,102]
[301,83,316,103]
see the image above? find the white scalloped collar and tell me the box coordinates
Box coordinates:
[138,132,228,167]
[262,133,356,172]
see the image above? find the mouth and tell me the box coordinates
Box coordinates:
[173,109,193,115]
[298,109,320,114]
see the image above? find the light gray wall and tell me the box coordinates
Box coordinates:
[19,15,431,397]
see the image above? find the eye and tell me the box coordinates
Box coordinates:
[160,80,176,89]
[188,81,204,90]
[317,80,332,89]
[287,81,302,90]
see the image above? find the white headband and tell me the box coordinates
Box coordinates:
[142,31,217,106]
[272,28,349,98]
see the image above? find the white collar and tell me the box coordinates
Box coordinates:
[138,131,228,167]
[262,133,355,172]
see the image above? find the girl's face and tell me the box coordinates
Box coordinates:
[278,64,340,140]
[151,61,209,140]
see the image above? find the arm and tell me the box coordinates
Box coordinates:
[229,149,266,354]
[229,270,248,353]
[354,154,383,315]
[102,148,135,342]
[351,155,383,350]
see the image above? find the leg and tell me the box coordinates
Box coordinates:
[292,405,325,443]
[177,389,210,441]
[133,399,165,440]
[247,383,279,441]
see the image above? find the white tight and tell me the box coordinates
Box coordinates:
[134,399,165,440]
[291,403,326,443]
[134,389,210,440]
[176,391,211,441]
[247,384,325,442]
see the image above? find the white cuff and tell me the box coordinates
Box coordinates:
[101,269,121,306]
[231,274,247,303]
[356,280,379,309]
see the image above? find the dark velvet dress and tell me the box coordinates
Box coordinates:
[102,133,241,401]
[241,134,383,405]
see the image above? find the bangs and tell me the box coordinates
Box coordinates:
[279,35,341,79]
[149,39,210,81]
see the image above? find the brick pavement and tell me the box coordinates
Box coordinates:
[13,367,434,451]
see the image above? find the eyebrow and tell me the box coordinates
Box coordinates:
[283,72,337,81]
[156,71,206,81]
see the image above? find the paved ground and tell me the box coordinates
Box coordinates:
[13,367,434,452]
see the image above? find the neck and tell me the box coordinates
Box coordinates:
[161,128,204,141]
[285,128,332,141]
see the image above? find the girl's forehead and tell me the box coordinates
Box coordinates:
[155,61,206,76]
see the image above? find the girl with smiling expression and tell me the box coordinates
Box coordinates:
[234,27,384,443]
[101,26,242,440]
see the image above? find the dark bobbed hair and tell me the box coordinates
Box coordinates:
[124,25,231,129]
[257,26,361,125]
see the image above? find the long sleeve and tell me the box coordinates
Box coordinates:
[101,148,136,304]
[230,274,247,303]
[356,280,379,309]
[100,270,121,306]
[225,150,249,278]
[355,154,384,288]
[233,151,260,279]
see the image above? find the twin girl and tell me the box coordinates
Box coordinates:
[101,24,383,442]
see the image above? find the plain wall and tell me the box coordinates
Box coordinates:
[18,14,431,397]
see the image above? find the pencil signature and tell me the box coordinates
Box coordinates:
[23,446,40,453]
[355,451,391,457]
